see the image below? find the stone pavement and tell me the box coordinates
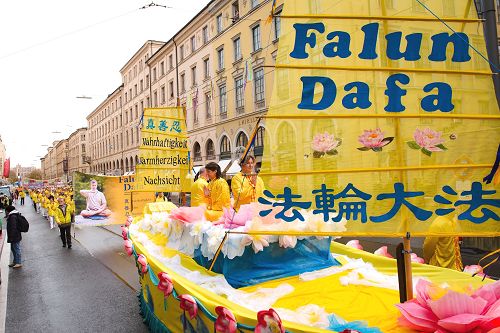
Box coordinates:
[1,198,149,333]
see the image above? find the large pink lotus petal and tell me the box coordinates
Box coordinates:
[346,240,363,250]
[169,206,205,223]
[429,291,488,319]
[374,246,393,258]
[473,280,500,310]
[438,313,485,333]
[395,301,439,331]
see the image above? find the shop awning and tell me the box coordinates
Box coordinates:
[225,160,241,175]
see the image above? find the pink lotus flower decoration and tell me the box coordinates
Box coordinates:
[408,128,447,156]
[358,128,393,152]
[126,215,133,226]
[410,253,425,264]
[121,226,128,240]
[374,246,393,258]
[215,306,237,333]
[124,239,133,256]
[170,206,205,223]
[396,279,500,333]
[179,294,198,320]
[216,205,253,229]
[311,132,341,158]
[255,308,285,333]
[346,240,363,250]
[137,254,148,274]
[464,265,487,278]
[157,272,173,297]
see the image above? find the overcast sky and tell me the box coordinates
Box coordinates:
[0,0,210,167]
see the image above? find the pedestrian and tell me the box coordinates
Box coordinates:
[5,205,22,268]
[54,197,74,248]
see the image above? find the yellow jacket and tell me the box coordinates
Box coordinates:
[231,172,265,211]
[191,178,209,207]
[54,204,75,225]
[47,201,58,217]
[205,178,230,221]
[423,216,463,271]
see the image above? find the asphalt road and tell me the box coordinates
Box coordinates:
[4,198,149,333]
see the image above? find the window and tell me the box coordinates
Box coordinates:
[145,75,149,88]
[235,76,244,109]
[252,25,261,51]
[180,45,184,61]
[251,0,259,9]
[180,73,185,93]
[134,84,138,96]
[203,58,210,78]
[236,132,248,148]
[233,37,241,61]
[219,85,227,118]
[274,10,281,39]
[217,47,224,71]
[169,54,173,69]
[202,26,209,44]
[205,92,212,119]
[140,79,144,92]
[153,68,157,82]
[193,142,201,160]
[216,14,223,34]
[232,1,240,22]
[255,126,265,147]
[190,36,196,52]
[254,68,265,102]
[191,66,197,87]
[169,81,174,98]
[154,91,158,107]
[161,86,166,104]
[220,136,231,155]
[206,139,215,158]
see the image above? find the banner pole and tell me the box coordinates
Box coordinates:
[403,232,413,300]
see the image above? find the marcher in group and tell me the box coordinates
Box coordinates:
[423,216,463,271]
[231,155,265,211]
[203,162,230,221]
[155,192,166,202]
[19,189,25,205]
[54,197,74,248]
[191,167,209,207]
[79,179,111,218]
[47,195,58,229]
[6,205,23,268]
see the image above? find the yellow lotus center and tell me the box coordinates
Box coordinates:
[369,133,378,138]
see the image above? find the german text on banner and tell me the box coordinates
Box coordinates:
[259,0,500,237]
[135,107,193,192]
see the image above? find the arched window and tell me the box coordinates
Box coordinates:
[125,158,129,172]
[206,139,215,159]
[277,122,295,146]
[254,126,265,156]
[220,136,231,159]
[130,157,134,171]
[236,132,248,148]
[193,142,202,161]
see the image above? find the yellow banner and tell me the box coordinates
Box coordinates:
[135,107,193,192]
[259,0,500,236]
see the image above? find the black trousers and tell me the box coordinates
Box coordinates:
[20,197,24,205]
[59,224,72,246]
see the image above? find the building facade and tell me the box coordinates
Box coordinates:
[55,139,68,182]
[67,127,89,180]
[86,0,282,177]
[0,135,5,179]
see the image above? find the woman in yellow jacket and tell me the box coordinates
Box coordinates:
[191,168,209,207]
[47,195,58,229]
[231,155,265,211]
[203,162,230,222]
[54,197,75,248]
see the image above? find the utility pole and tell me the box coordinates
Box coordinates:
[481,0,500,107]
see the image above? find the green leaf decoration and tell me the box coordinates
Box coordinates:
[381,137,394,145]
[326,149,338,155]
[357,147,371,151]
[372,147,383,152]
[407,141,421,150]
[337,138,343,146]
[313,151,325,158]
[435,144,448,150]
[421,148,432,156]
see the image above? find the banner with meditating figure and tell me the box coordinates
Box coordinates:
[258,0,500,236]
[73,172,154,226]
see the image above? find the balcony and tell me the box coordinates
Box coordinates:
[220,151,232,160]
[194,155,202,162]
[220,112,227,120]
[236,106,245,115]
[206,154,216,160]
[255,100,265,110]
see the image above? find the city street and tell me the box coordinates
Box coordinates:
[0,198,148,332]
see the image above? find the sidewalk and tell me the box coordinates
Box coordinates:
[1,198,149,333]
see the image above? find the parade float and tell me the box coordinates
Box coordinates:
[126,0,500,332]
